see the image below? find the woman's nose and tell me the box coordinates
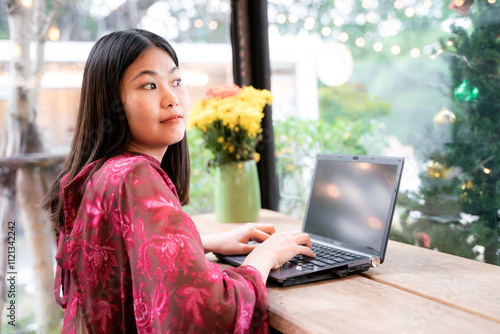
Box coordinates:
[161,86,179,108]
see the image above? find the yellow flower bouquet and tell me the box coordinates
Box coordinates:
[188,84,273,166]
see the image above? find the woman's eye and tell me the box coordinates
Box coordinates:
[143,83,157,90]
[173,78,182,86]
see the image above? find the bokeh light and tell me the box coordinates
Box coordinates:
[373,42,383,52]
[333,17,345,27]
[355,37,366,47]
[304,17,316,30]
[48,27,60,42]
[208,21,218,30]
[316,42,354,87]
[339,32,349,42]
[321,26,332,36]
[391,45,401,55]
[410,48,420,57]
[277,14,287,24]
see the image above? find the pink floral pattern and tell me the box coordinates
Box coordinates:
[54,152,269,333]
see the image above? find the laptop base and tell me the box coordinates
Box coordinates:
[215,253,371,287]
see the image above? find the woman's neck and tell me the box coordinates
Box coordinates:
[127,143,167,162]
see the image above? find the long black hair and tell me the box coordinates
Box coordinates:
[43,29,190,235]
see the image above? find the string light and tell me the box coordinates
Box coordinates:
[289,14,299,23]
[333,17,344,27]
[194,19,203,28]
[373,42,383,52]
[454,0,465,6]
[208,21,218,30]
[424,0,433,8]
[446,40,454,46]
[21,0,33,7]
[339,32,349,42]
[321,26,332,36]
[488,0,496,3]
[410,48,420,57]
[277,14,287,24]
[48,27,60,41]
[484,168,491,174]
[188,10,436,63]
[405,7,416,17]
[13,45,22,58]
[391,45,401,55]
[304,17,316,30]
[366,12,378,23]
[355,37,366,47]
[430,48,443,59]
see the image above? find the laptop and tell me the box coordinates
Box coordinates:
[215,153,405,287]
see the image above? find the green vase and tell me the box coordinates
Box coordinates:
[215,160,261,222]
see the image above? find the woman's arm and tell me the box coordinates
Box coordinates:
[242,232,315,282]
[120,160,272,333]
[201,223,275,254]
[201,224,315,282]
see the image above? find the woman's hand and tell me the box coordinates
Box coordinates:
[201,223,276,255]
[242,231,315,282]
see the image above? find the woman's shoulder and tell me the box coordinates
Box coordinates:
[101,152,162,175]
[95,152,162,182]
[97,152,174,191]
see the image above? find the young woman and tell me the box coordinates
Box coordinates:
[44,29,314,333]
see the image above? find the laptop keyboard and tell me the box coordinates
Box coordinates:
[289,242,364,269]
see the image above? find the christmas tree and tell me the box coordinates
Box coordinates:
[444,0,500,265]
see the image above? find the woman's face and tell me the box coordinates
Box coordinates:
[119,46,189,161]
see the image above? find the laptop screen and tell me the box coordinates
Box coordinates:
[303,155,403,259]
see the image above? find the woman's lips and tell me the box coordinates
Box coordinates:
[160,114,183,123]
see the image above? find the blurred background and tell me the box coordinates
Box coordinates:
[0,0,499,332]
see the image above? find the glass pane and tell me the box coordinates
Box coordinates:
[0,2,234,331]
[269,0,500,266]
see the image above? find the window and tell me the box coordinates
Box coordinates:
[268,0,500,266]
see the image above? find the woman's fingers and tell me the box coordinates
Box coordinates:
[240,242,259,254]
[298,244,316,258]
[251,223,276,235]
[290,233,315,257]
[294,232,313,249]
[243,223,276,243]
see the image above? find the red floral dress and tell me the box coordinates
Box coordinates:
[54,152,270,333]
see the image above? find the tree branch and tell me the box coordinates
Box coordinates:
[37,0,62,42]
[2,0,20,15]
[0,153,66,170]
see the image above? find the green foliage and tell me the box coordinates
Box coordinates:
[268,0,455,59]
[390,171,481,260]
[275,117,370,157]
[192,120,261,166]
[273,116,387,217]
[185,114,388,217]
[0,4,7,39]
[273,78,392,217]
[183,128,216,215]
[443,0,500,265]
[401,0,500,265]
[318,83,390,123]
[392,192,479,259]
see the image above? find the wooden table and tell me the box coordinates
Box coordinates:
[192,209,500,334]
